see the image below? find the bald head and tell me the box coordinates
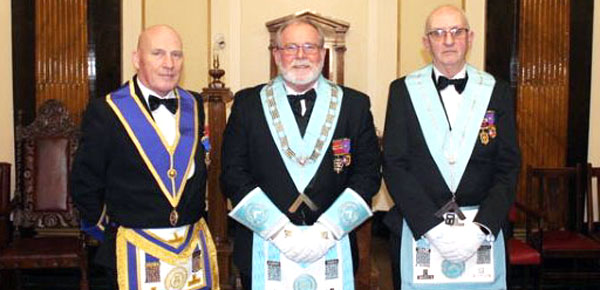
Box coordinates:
[137,25,182,51]
[422,5,473,77]
[425,5,470,33]
[133,25,184,96]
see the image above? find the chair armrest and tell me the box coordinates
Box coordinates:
[514,201,544,220]
[513,201,545,251]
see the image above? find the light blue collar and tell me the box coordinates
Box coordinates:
[260,75,343,192]
[405,64,495,193]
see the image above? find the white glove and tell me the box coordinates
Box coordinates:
[446,222,486,263]
[294,222,337,264]
[424,222,459,261]
[270,222,307,262]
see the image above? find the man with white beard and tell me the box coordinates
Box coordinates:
[221,19,381,290]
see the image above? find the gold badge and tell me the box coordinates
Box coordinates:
[164,266,188,290]
[169,209,179,226]
[479,131,489,145]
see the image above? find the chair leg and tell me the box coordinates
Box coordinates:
[14,269,22,290]
[532,266,540,290]
[80,256,90,290]
[0,270,16,290]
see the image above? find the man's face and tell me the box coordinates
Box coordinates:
[273,23,326,87]
[133,27,183,96]
[422,8,473,73]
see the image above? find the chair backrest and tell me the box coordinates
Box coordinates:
[587,163,600,234]
[525,164,584,232]
[13,100,80,236]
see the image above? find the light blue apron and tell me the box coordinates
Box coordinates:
[400,65,505,289]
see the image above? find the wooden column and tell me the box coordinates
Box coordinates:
[35,0,89,124]
[202,58,234,289]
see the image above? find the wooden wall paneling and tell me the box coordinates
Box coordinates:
[516,0,571,202]
[35,0,89,124]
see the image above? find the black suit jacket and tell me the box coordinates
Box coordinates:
[382,76,520,241]
[220,84,381,275]
[70,77,207,268]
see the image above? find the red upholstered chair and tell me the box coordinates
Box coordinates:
[524,164,600,286]
[0,100,88,290]
[587,163,600,242]
[507,202,541,289]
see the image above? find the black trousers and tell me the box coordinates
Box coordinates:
[104,267,119,290]
[240,272,251,290]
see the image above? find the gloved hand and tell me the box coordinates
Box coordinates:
[446,222,486,263]
[424,222,460,261]
[270,222,308,262]
[294,222,337,264]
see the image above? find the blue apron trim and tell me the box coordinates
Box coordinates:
[117,219,218,290]
[199,231,214,288]
[132,224,195,253]
[400,208,506,289]
[251,230,354,290]
[405,65,495,192]
[126,242,139,290]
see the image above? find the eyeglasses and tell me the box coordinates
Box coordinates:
[277,43,322,55]
[426,27,469,40]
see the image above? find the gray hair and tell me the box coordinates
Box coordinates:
[275,18,325,47]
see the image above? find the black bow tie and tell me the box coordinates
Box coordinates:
[148,95,178,114]
[436,75,467,94]
[287,89,316,116]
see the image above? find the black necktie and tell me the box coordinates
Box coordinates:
[287,89,316,117]
[148,95,178,114]
[436,75,467,94]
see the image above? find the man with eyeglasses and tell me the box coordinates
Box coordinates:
[221,18,380,290]
[382,5,520,290]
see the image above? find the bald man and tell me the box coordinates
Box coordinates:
[71,25,219,290]
[383,6,520,290]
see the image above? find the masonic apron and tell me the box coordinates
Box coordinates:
[107,82,219,290]
[400,65,506,289]
[253,76,354,290]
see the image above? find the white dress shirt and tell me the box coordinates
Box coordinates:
[433,65,467,129]
[137,79,177,146]
[284,82,318,117]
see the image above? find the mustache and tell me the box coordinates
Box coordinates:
[290,59,314,67]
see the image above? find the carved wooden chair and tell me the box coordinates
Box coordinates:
[0,100,88,290]
[524,164,600,286]
[587,163,600,242]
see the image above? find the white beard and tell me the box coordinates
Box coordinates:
[279,59,325,85]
